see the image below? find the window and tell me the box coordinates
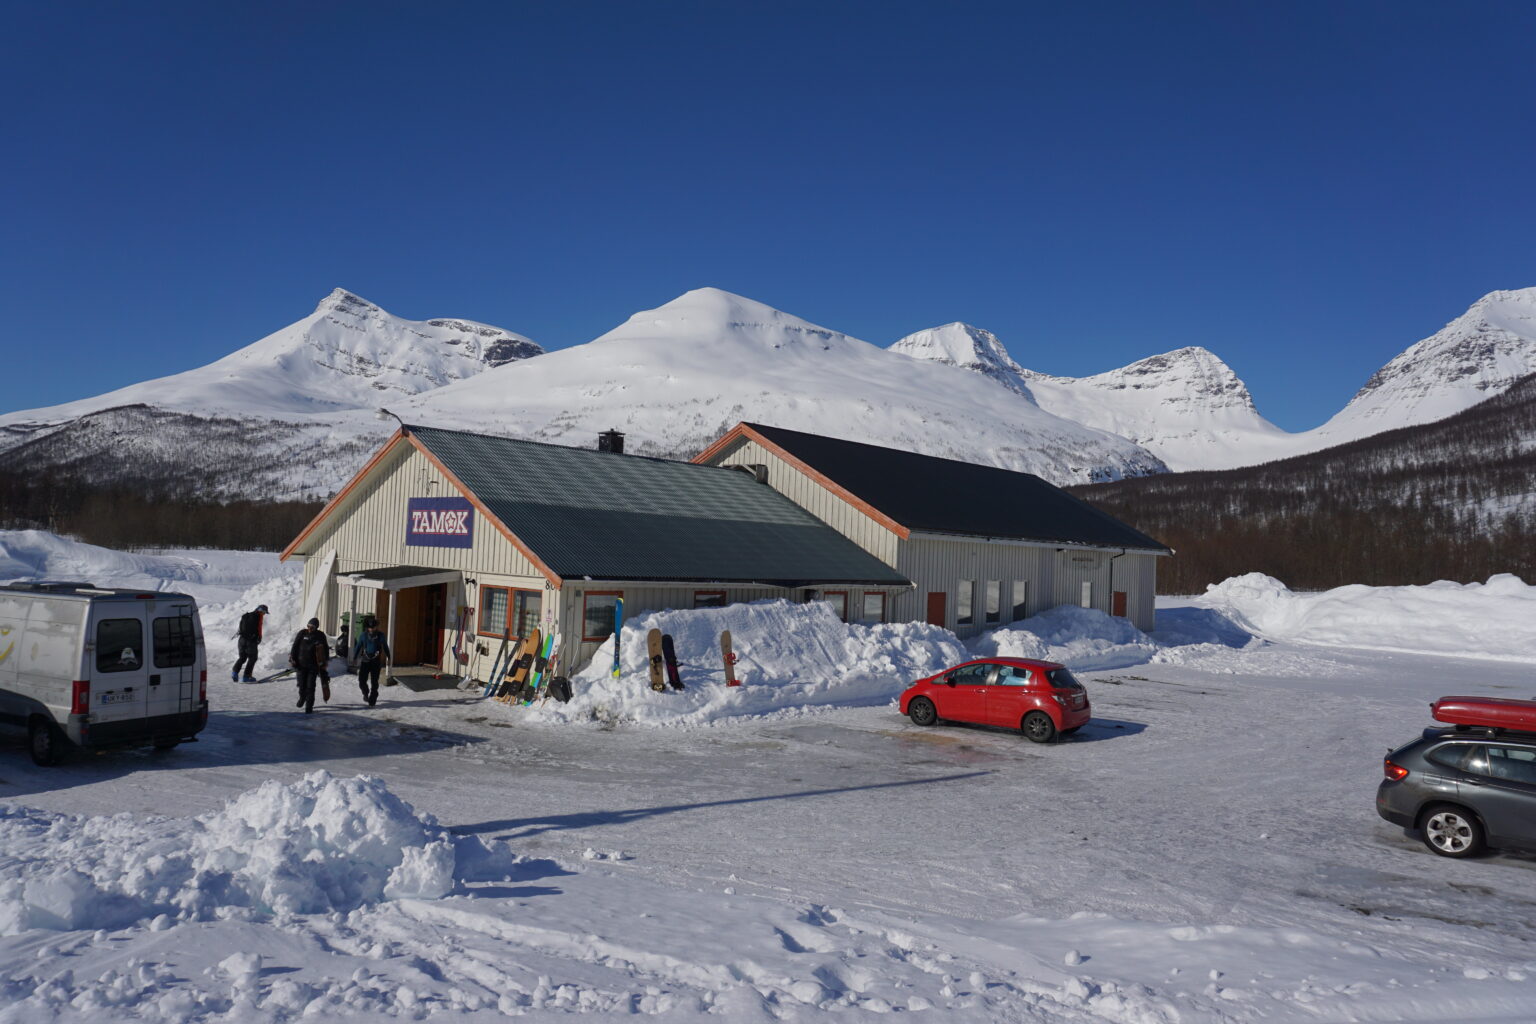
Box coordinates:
[152,616,196,668]
[512,590,542,639]
[1426,744,1474,772]
[478,587,510,637]
[956,580,974,626]
[583,592,621,641]
[994,664,1029,686]
[1080,581,1093,608]
[1011,580,1028,622]
[985,581,1001,623]
[478,587,541,639]
[822,590,849,622]
[96,618,143,673]
[1045,668,1084,691]
[694,590,727,609]
[859,592,886,624]
[947,663,990,685]
[1467,745,1536,786]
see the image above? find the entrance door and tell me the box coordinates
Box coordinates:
[926,592,946,627]
[421,583,447,666]
[1111,591,1128,618]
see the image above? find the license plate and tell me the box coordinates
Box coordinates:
[98,692,135,705]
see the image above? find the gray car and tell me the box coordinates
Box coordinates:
[1377,727,1536,857]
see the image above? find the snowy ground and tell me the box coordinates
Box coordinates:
[1,531,1535,1021]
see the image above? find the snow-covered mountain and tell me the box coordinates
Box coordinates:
[892,326,1295,472]
[895,287,1536,472]
[402,288,1167,483]
[0,289,540,449]
[1299,287,1536,452]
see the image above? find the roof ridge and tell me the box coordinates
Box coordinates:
[408,421,742,476]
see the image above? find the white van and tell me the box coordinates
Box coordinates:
[0,582,209,765]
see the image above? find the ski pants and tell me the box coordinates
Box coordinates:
[233,637,259,678]
[296,668,320,711]
[358,660,382,703]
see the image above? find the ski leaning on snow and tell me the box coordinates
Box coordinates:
[611,598,623,678]
[646,629,666,692]
[255,667,295,684]
[721,630,740,686]
[661,633,684,690]
[527,641,561,706]
[481,633,511,697]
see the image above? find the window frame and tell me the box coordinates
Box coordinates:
[822,590,849,622]
[985,580,1001,624]
[859,591,886,624]
[477,585,512,638]
[956,580,975,626]
[582,591,623,642]
[96,617,144,674]
[152,615,197,669]
[693,590,728,609]
[1011,580,1028,622]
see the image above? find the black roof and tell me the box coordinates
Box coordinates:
[409,425,911,586]
[741,423,1170,553]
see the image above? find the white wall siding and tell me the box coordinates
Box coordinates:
[713,440,901,565]
[895,537,1056,638]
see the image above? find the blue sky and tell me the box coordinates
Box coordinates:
[4,1,1533,430]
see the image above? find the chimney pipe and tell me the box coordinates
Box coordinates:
[598,429,625,455]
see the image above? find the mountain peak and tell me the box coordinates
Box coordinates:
[890,322,1029,397]
[597,288,858,354]
[314,287,381,317]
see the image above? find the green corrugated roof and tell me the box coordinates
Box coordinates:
[409,425,911,587]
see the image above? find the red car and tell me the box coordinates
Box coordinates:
[899,658,1091,742]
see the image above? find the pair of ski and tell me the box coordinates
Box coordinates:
[645,629,685,692]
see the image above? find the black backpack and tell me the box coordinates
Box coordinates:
[238,611,262,640]
[547,676,572,703]
[295,631,322,666]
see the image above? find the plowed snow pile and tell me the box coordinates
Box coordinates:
[0,771,504,934]
[1194,572,1536,661]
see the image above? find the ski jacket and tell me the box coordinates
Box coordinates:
[352,631,390,664]
[238,610,265,641]
[290,628,329,670]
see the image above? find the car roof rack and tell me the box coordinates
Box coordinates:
[0,581,99,593]
[1427,724,1536,743]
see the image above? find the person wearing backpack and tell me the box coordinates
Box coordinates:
[351,616,390,707]
[288,618,331,713]
[232,604,269,682]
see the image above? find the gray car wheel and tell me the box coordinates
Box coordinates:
[1420,804,1485,858]
[908,697,938,727]
[1021,710,1057,743]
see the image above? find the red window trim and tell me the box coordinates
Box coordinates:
[477,586,542,640]
[583,590,624,642]
[823,589,850,622]
[477,585,511,638]
[693,589,727,608]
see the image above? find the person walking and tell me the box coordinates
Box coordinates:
[351,616,390,707]
[288,617,330,713]
[232,604,269,681]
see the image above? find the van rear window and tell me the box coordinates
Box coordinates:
[153,616,197,668]
[96,619,143,673]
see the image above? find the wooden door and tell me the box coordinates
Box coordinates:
[1111,591,1128,618]
[925,592,946,627]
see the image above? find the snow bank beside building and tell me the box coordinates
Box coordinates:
[543,599,968,726]
[1194,572,1536,662]
[0,771,506,935]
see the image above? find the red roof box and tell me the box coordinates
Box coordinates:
[1432,696,1536,733]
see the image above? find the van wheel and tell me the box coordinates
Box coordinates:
[1420,804,1485,858]
[1021,711,1057,743]
[29,718,63,767]
[152,737,180,751]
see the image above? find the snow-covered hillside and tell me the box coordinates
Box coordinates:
[403,288,1167,483]
[0,289,540,447]
[896,287,1536,472]
[1300,286,1536,452]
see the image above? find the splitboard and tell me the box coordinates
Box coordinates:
[523,632,556,705]
[661,633,684,690]
[646,629,666,692]
[721,630,740,686]
[498,628,541,702]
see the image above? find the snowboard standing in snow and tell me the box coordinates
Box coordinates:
[611,598,623,678]
[721,630,740,686]
[646,629,666,692]
[522,632,556,705]
[661,633,684,690]
[498,628,540,702]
